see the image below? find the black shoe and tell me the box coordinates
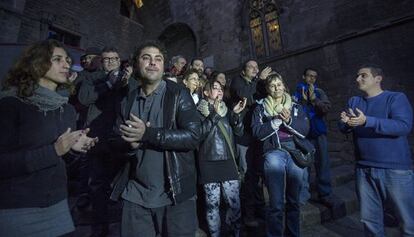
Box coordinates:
[319,194,341,208]
[244,218,259,228]
[90,224,109,237]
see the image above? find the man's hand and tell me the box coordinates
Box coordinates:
[120,114,147,143]
[120,66,133,87]
[259,66,272,80]
[308,84,316,101]
[347,108,366,127]
[68,71,78,83]
[340,111,351,124]
[301,84,316,101]
[279,107,291,123]
[233,97,247,114]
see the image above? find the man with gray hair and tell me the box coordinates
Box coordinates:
[170,55,187,77]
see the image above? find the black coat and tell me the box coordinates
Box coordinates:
[197,105,244,183]
[229,75,266,146]
[198,106,243,162]
[110,79,201,204]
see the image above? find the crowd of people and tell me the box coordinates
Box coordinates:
[0,39,413,237]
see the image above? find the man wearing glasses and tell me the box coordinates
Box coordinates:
[78,47,133,237]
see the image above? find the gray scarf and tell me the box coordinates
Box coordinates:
[0,86,68,113]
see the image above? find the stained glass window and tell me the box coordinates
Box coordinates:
[250,11,265,58]
[249,0,282,58]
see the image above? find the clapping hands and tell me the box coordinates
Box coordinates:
[233,97,247,114]
[340,108,366,127]
[54,128,98,156]
[120,113,150,149]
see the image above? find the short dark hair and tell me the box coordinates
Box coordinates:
[241,59,257,71]
[190,58,203,66]
[182,68,200,81]
[359,64,384,77]
[132,40,167,67]
[203,79,224,93]
[101,46,118,54]
[303,68,318,76]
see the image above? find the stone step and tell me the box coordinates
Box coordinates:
[321,212,402,237]
[307,156,351,173]
[309,164,354,190]
[301,180,358,227]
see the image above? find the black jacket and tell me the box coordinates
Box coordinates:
[229,75,266,145]
[198,105,243,162]
[0,97,76,208]
[77,71,116,140]
[110,79,201,204]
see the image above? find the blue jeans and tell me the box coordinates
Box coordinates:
[263,146,304,237]
[356,167,414,237]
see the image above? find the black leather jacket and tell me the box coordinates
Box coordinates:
[198,104,243,162]
[110,79,201,204]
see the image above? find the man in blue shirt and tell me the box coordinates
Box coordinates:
[339,64,414,236]
[293,68,334,206]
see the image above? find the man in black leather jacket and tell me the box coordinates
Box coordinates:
[110,41,201,237]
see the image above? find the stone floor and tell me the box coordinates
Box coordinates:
[68,196,402,237]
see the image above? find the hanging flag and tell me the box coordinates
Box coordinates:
[133,0,143,8]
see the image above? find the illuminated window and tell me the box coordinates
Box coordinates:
[249,0,282,58]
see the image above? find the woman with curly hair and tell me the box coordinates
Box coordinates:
[0,39,97,237]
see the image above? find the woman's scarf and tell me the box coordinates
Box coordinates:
[0,86,68,113]
[197,99,228,118]
[264,92,292,117]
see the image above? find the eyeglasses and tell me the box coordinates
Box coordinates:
[102,57,120,63]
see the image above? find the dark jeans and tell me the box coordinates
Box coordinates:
[121,199,197,237]
[77,154,90,194]
[240,144,265,220]
[89,152,124,225]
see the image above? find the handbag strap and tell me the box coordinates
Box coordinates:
[217,120,239,174]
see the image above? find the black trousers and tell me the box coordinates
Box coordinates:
[121,198,197,237]
[89,152,124,225]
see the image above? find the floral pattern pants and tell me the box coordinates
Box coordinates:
[203,180,241,237]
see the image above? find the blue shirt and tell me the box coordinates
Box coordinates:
[339,91,413,170]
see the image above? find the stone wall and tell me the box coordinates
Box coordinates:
[1,0,146,58]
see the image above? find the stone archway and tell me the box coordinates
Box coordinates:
[158,23,197,63]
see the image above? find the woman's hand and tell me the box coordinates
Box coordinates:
[279,107,291,123]
[71,128,99,153]
[233,97,247,114]
[54,128,82,156]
